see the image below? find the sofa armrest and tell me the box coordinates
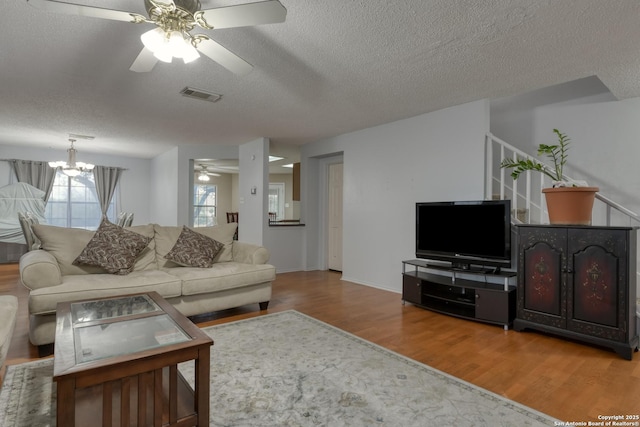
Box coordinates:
[232,242,271,265]
[19,250,62,290]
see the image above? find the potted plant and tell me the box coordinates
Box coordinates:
[500,129,598,225]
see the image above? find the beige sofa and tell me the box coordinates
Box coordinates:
[19,222,275,347]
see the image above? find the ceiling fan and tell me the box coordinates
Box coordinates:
[25,0,287,74]
[196,164,221,181]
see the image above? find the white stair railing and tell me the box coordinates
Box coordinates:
[485,132,640,227]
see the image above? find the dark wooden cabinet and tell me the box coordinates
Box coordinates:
[402,260,516,329]
[515,225,638,359]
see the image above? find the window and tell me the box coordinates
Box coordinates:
[45,170,117,229]
[268,183,285,220]
[193,184,217,227]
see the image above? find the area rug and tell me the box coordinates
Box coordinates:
[0,310,558,426]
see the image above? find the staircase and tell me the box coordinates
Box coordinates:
[484,132,640,227]
[486,132,640,315]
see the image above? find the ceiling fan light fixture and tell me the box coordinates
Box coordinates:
[167,31,188,57]
[142,28,199,64]
[141,27,165,52]
[181,43,200,64]
[198,172,210,182]
[154,48,174,63]
[28,0,287,74]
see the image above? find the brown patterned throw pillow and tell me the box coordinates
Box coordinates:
[73,218,151,275]
[164,226,224,268]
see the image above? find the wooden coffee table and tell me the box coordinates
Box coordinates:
[53,292,213,427]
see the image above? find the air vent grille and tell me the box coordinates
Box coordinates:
[180,87,222,103]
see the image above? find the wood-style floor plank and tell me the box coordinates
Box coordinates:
[1,265,639,423]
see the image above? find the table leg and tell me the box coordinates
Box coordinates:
[56,378,76,426]
[196,346,211,427]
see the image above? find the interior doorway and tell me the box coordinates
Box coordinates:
[268,183,285,220]
[327,163,343,271]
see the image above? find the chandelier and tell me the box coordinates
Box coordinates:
[48,139,95,177]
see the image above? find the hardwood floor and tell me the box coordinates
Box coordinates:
[2,263,639,423]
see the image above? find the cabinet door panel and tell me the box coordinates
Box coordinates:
[572,246,618,327]
[523,242,563,316]
[476,288,514,323]
[567,228,628,341]
[517,227,567,328]
[402,274,422,305]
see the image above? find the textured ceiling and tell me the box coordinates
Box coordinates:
[2,0,640,158]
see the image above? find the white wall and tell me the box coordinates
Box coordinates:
[150,147,179,225]
[264,226,305,273]
[1,143,152,224]
[238,138,269,245]
[301,99,490,293]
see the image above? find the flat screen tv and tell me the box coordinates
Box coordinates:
[415,200,512,271]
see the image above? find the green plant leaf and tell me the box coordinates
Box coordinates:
[500,128,571,182]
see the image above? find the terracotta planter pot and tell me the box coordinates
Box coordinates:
[542,187,599,225]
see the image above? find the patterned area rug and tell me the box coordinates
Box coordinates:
[0,310,558,426]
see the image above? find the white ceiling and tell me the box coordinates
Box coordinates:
[2,0,640,159]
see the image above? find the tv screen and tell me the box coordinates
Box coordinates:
[415,200,511,269]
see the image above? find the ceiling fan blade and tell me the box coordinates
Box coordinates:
[194,36,253,75]
[130,47,158,73]
[197,0,286,30]
[147,0,176,9]
[25,0,146,23]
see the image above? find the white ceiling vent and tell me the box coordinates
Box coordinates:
[180,87,222,103]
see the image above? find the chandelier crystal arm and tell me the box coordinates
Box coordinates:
[26,0,148,24]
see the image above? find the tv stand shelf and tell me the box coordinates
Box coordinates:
[402,260,516,329]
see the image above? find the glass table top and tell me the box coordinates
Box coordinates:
[71,294,160,324]
[69,294,190,363]
[74,314,190,363]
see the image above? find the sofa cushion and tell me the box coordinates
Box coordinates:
[154,223,237,268]
[73,218,151,275]
[32,224,106,275]
[164,226,224,268]
[28,270,182,315]
[166,262,276,296]
[126,224,157,272]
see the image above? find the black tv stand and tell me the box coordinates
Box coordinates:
[402,259,516,329]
